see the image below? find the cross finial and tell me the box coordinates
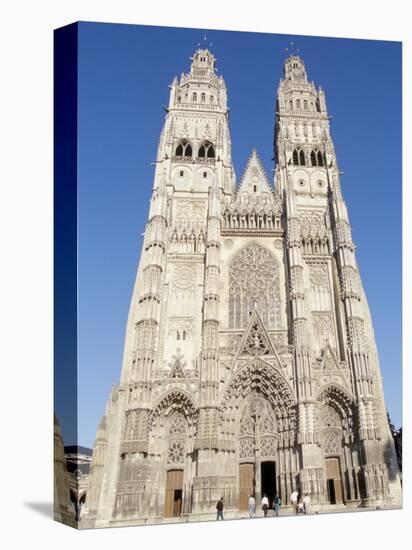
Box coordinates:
[285,41,300,55]
[198,31,213,49]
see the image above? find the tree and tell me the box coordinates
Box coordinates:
[387,411,402,473]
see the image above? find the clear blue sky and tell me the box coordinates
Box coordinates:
[68,22,402,448]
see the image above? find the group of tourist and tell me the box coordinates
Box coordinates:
[290,489,311,515]
[215,490,312,520]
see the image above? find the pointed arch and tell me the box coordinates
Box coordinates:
[316,383,354,421]
[299,149,306,166]
[174,139,193,158]
[292,149,299,165]
[198,140,215,159]
[219,358,297,443]
[149,389,198,431]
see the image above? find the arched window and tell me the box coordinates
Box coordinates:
[311,150,317,166]
[229,244,281,329]
[192,92,197,102]
[289,100,293,110]
[175,140,192,158]
[304,100,308,110]
[317,150,324,167]
[292,149,299,165]
[299,149,305,166]
[198,141,215,159]
[201,92,206,102]
[316,99,321,112]
[210,95,214,103]
[167,413,187,465]
[296,99,301,109]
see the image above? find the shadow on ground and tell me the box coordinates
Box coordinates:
[24,502,53,519]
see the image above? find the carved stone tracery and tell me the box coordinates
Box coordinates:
[167,413,188,464]
[238,394,278,459]
[298,211,329,254]
[229,244,281,329]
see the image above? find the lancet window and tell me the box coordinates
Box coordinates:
[310,149,324,167]
[292,148,306,166]
[175,140,193,158]
[198,141,215,159]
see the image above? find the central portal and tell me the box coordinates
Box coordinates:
[261,461,276,507]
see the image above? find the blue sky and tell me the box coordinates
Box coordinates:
[69,22,402,448]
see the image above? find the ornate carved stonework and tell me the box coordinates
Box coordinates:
[171,264,196,293]
[238,394,278,459]
[309,263,329,289]
[229,243,281,329]
[298,210,329,254]
[83,49,401,530]
[168,318,194,338]
[323,431,342,454]
[175,201,206,224]
[312,313,335,349]
[166,413,188,464]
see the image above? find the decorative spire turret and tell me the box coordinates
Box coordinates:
[190,48,216,77]
[283,54,308,83]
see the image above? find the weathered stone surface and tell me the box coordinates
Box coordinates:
[81,49,401,528]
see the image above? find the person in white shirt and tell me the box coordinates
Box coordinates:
[261,494,269,517]
[303,494,311,515]
[248,494,256,518]
[290,489,299,515]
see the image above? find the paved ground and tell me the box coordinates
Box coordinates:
[234,504,401,521]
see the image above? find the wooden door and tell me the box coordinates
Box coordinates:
[325,457,343,504]
[239,463,255,511]
[164,469,183,517]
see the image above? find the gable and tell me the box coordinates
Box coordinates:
[238,149,273,196]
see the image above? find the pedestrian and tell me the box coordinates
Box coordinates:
[290,488,299,515]
[303,493,311,515]
[273,494,281,517]
[261,494,269,517]
[248,494,256,518]
[216,497,224,520]
[298,499,305,514]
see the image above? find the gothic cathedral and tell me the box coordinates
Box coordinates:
[83,48,401,527]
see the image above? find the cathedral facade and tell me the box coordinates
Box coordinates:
[82,48,401,528]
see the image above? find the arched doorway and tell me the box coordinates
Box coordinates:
[149,390,198,519]
[237,392,278,509]
[163,413,188,518]
[317,393,353,505]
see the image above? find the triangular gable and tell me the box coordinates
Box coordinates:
[235,308,277,359]
[317,343,340,371]
[238,149,273,195]
[169,357,186,379]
